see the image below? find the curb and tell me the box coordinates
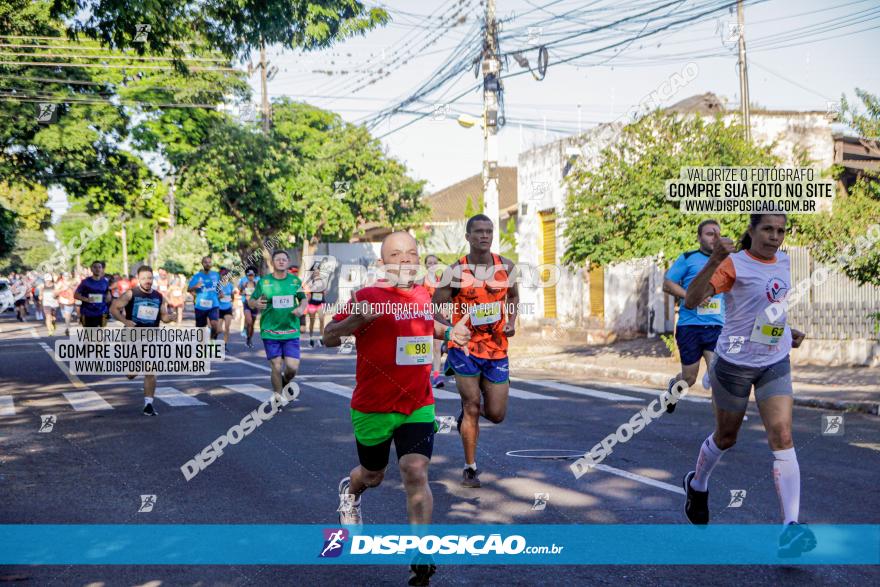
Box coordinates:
[524,355,879,416]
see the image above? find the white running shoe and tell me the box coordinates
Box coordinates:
[338,477,362,526]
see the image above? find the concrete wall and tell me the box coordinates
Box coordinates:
[515,123,622,327]
[516,111,837,329]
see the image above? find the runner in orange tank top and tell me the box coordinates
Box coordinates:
[431,214,519,489]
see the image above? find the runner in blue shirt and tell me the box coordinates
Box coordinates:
[74,261,110,327]
[217,267,235,351]
[662,219,726,413]
[188,255,220,340]
[237,267,261,348]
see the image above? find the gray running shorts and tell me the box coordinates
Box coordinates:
[709,355,792,413]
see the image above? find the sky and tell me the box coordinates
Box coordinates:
[246,0,880,192]
[46,0,880,225]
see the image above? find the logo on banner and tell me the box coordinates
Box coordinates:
[319,528,349,558]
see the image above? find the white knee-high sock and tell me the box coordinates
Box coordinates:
[691,434,726,492]
[772,447,800,525]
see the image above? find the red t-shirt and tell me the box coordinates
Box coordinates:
[333,283,434,414]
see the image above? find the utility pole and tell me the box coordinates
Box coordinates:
[260,41,270,134]
[482,0,501,253]
[168,173,176,231]
[736,0,751,141]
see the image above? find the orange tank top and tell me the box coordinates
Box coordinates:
[449,253,509,360]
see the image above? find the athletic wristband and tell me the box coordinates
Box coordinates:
[444,326,452,342]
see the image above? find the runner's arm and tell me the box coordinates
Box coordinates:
[73,282,88,303]
[662,279,687,299]
[683,264,719,309]
[685,239,735,309]
[430,265,456,326]
[110,291,135,326]
[791,327,806,348]
[159,299,173,323]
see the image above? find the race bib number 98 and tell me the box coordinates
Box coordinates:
[396,336,432,365]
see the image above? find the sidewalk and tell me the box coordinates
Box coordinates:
[509,335,880,416]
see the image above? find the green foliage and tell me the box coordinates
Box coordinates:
[155,227,210,275]
[0,206,19,259]
[840,88,880,139]
[50,0,389,61]
[795,90,880,286]
[175,100,427,255]
[0,229,53,273]
[500,216,518,262]
[563,112,778,268]
[0,181,52,231]
[660,333,677,357]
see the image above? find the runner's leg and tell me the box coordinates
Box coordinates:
[223,313,232,345]
[399,453,432,524]
[479,379,510,424]
[268,356,284,393]
[456,374,482,467]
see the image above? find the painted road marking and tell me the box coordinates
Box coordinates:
[38,342,86,389]
[521,379,638,402]
[154,387,207,407]
[63,391,113,411]
[508,387,559,401]
[301,381,353,399]
[591,464,685,495]
[0,396,14,415]
[223,384,273,403]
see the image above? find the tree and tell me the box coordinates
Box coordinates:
[564,112,778,268]
[0,182,52,232]
[50,0,389,61]
[0,206,18,260]
[176,100,427,259]
[794,89,880,285]
[155,227,210,274]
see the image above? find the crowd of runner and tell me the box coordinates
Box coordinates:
[1,212,818,584]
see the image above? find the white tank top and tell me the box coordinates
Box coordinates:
[714,250,792,368]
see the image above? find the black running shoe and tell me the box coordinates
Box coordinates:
[666,377,678,413]
[778,522,817,558]
[462,467,481,488]
[683,471,708,524]
[408,564,436,586]
[309,339,316,348]
[143,403,158,417]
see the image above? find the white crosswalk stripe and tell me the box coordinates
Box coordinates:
[223,384,273,403]
[155,387,207,407]
[432,389,461,400]
[63,391,113,411]
[301,381,352,399]
[522,379,639,402]
[0,395,14,415]
[507,387,559,400]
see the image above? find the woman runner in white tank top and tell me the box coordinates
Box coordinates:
[680,213,816,558]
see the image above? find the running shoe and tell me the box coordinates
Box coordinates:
[309,338,316,348]
[337,477,362,526]
[702,372,711,391]
[682,471,709,524]
[777,522,817,558]
[408,562,437,586]
[142,403,158,417]
[665,377,678,413]
[461,467,481,488]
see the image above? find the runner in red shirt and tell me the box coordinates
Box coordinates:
[323,231,470,586]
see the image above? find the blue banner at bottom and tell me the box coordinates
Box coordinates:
[1,525,877,565]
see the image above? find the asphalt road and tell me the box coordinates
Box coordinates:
[1,311,877,586]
